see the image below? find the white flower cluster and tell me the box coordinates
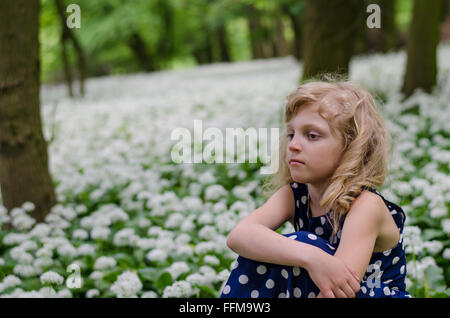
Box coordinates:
[110,271,143,298]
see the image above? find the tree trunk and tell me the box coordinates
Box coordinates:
[155,0,175,69]
[366,0,398,53]
[216,23,232,62]
[246,5,265,59]
[0,0,57,223]
[402,0,442,97]
[54,0,86,97]
[273,17,290,57]
[301,0,364,80]
[128,31,155,72]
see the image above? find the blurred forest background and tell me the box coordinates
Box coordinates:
[0,0,449,298]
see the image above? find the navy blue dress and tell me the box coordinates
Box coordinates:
[220,182,411,298]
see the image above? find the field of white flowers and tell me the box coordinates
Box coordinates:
[0,45,449,298]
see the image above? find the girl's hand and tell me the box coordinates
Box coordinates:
[306,249,361,298]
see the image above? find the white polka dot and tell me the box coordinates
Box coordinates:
[391,290,396,295]
[383,287,390,296]
[383,249,392,256]
[320,216,326,225]
[293,267,301,276]
[257,265,267,275]
[293,287,302,298]
[286,290,290,298]
[400,265,405,274]
[307,233,317,240]
[288,234,297,240]
[278,292,286,298]
[296,200,300,208]
[369,290,375,297]
[239,275,248,284]
[383,279,393,284]
[265,279,274,289]
[315,227,324,235]
[307,292,316,298]
[281,269,289,279]
[222,285,231,294]
[301,195,307,204]
[292,182,298,188]
[251,290,259,298]
[298,218,304,229]
[326,244,336,250]
[392,256,400,265]
[231,260,239,270]
[361,286,367,294]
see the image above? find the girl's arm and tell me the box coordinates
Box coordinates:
[227,184,360,297]
[227,184,314,268]
[316,190,388,297]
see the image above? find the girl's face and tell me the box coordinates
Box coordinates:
[286,103,345,185]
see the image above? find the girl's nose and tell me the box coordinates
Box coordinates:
[288,137,302,152]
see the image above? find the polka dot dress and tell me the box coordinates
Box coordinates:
[220,182,411,298]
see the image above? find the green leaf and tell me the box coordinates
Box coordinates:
[155,272,173,290]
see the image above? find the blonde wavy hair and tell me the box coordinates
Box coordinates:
[262,78,392,236]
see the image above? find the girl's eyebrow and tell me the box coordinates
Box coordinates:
[286,123,326,131]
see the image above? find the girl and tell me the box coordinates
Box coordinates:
[220,80,411,298]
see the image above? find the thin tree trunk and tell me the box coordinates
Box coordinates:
[216,23,231,62]
[246,5,265,59]
[61,31,74,97]
[273,17,290,57]
[0,0,57,223]
[54,0,86,96]
[128,31,155,72]
[402,0,442,97]
[301,0,364,80]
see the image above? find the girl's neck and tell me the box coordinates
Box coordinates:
[307,182,329,217]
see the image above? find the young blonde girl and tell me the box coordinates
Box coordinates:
[220,80,411,298]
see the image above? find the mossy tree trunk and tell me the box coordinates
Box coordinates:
[0,0,57,223]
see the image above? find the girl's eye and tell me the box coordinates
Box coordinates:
[287,133,294,140]
[308,133,319,139]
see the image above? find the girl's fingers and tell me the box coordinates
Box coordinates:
[332,287,347,298]
[341,282,356,298]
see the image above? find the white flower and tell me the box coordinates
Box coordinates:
[136,238,156,250]
[13,264,40,278]
[204,184,227,201]
[77,244,97,256]
[167,261,190,280]
[57,289,72,298]
[72,229,89,240]
[89,271,104,280]
[40,271,64,285]
[91,226,111,240]
[146,249,168,263]
[199,225,218,241]
[94,256,117,270]
[442,219,450,235]
[203,255,220,266]
[162,281,198,298]
[22,202,35,212]
[86,289,100,298]
[2,275,22,288]
[113,228,138,247]
[423,241,443,255]
[195,242,215,255]
[165,213,185,229]
[141,291,158,298]
[110,271,142,298]
[443,248,450,260]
